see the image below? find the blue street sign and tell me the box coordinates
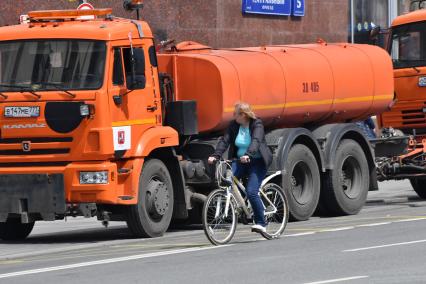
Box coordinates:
[242,0,292,16]
[292,0,305,16]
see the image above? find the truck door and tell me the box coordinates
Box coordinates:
[108,45,158,158]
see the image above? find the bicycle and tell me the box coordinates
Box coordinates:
[202,159,289,245]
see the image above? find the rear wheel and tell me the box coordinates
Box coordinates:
[259,183,289,240]
[202,189,237,246]
[126,159,174,238]
[282,144,320,221]
[410,178,426,199]
[0,218,35,241]
[320,139,369,215]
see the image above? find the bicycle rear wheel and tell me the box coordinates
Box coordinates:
[202,189,237,245]
[260,183,289,240]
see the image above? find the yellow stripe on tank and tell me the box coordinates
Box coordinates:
[224,94,393,113]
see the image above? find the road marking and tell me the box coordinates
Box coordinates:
[287,232,316,237]
[343,239,426,252]
[0,260,24,265]
[0,246,229,279]
[394,217,426,222]
[285,217,426,238]
[357,222,391,227]
[321,226,355,232]
[304,275,369,284]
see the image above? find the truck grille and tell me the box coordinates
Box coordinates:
[381,101,426,131]
[0,149,70,155]
[401,108,426,125]
[0,137,73,143]
[0,137,73,156]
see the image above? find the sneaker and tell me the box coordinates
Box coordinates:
[251,224,266,233]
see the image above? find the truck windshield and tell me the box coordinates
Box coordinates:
[0,40,106,92]
[389,21,426,69]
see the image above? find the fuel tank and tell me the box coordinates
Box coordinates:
[158,41,394,133]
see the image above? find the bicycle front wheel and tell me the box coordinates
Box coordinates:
[202,189,237,245]
[260,183,289,240]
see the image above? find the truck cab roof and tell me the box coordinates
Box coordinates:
[392,9,426,27]
[0,10,152,41]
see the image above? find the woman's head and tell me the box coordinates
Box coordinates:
[233,102,256,125]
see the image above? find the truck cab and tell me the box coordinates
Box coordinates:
[0,8,181,240]
[376,9,426,198]
[378,9,426,133]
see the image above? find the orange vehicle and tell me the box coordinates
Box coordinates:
[376,8,426,198]
[0,2,394,240]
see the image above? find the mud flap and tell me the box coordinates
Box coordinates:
[0,174,66,222]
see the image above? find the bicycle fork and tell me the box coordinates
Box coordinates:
[214,189,233,218]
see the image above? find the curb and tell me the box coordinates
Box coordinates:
[366,197,409,204]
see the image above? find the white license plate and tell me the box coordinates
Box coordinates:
[419,77,426,87]
[4,106,40,118]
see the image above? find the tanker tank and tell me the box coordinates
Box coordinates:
[158,41,394,133]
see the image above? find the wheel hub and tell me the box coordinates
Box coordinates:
[340,156,361,199]
[146,179,169,218]
[290,161,313,205]
[290,176,298,187]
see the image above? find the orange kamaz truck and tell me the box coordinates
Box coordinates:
[376,8,426,198]
[0,2,395,240]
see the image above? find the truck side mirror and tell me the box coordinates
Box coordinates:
[370,26,381,40]
[126,47,146,90]
[126,74,146,90]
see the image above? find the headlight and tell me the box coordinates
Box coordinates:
[80,171,108,184]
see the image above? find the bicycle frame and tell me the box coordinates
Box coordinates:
[216,160,282,220]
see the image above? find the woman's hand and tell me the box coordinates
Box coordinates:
[240,155,250,163]
[208,156,217,164]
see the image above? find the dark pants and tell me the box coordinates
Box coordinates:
[232,158,267,226]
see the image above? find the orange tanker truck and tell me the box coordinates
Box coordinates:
[0,2,395,240]
[375,8,426,198]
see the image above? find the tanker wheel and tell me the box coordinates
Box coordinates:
[409,178,426,199]
[321,139,369,216]
[126,159,174,238]
[0,218,35,241]
[282,144,320,221]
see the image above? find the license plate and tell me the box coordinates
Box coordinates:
[419,77,426,87]
[4,106,40,118]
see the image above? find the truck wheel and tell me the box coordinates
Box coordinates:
[126,159,174,238]
[283,144,320,221]
[0,218,35,241]
[321,139,369,215]
[410,178,426,199]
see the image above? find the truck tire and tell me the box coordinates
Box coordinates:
[0,218,35,241]
[126,159,174,238]
[321,139,369,216]
[410,178,426,199]
[283,144,320,221]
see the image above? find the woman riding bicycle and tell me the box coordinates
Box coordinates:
[208,102,272,233]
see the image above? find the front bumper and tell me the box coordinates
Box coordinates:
[0,173,65,222]
[0,161,129,219]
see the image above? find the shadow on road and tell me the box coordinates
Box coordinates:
[0,223,204,245]
[364,195,426,207]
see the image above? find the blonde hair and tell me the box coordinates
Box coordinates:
[234,102,256,119]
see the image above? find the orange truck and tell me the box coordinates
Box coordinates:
[0,2,395,240]
[376,8,426,199]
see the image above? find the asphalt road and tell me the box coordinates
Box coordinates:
[0,180,425,284]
